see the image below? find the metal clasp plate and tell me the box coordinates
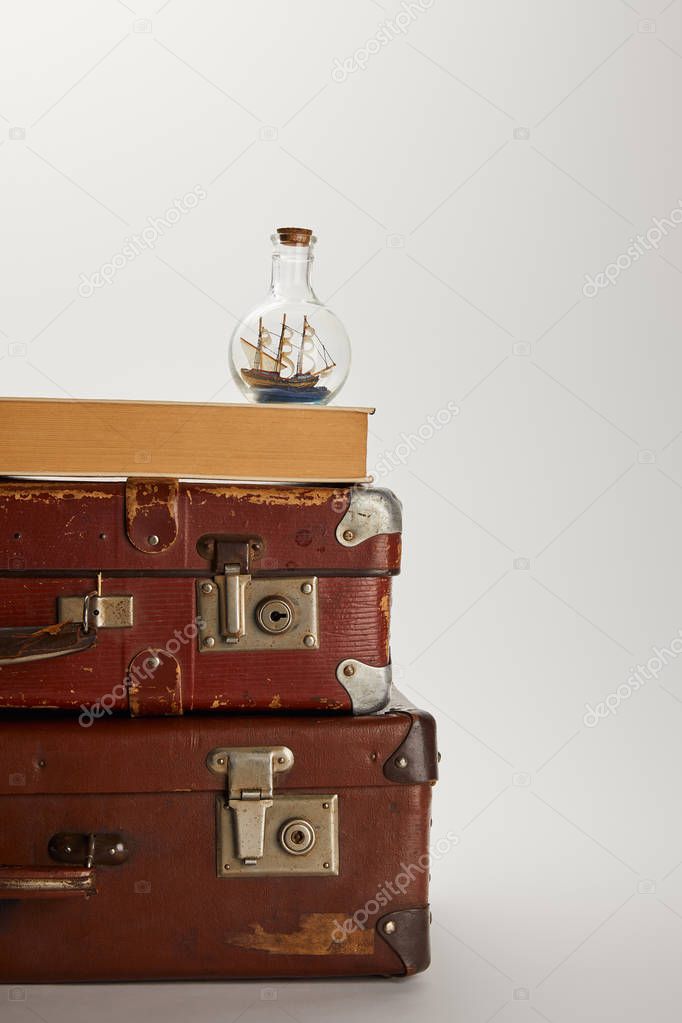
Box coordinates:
[206,746,338,877]
[197,576,319,652]
[58,594,134,629]
[58,572,134,630]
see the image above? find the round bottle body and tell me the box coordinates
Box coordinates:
[229,230,351,405]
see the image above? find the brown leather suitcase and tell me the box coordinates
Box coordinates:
[0,703,437,981]
[0,480,401,716]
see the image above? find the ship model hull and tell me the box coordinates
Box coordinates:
[240,314,335,404]
[241,368,320,390]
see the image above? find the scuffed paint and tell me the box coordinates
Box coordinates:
[125,479,178,519]
[0,487,115,502]
[193,485,348,508]
[128,649,182,717]
[225,914,375,956]
[125,479,179,553]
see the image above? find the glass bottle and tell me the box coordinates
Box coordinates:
[229,227,351,405]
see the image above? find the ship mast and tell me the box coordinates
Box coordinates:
[254,317,264,370]
[275,314,287,377]
[296,316,307,376]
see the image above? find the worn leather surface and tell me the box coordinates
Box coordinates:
[0,480,398,714]
[0,711,434,981]
[0,710,422,793]
[125,479,180,554]
[0,575,391,713]
[127,649,183,717]
[0,481,401,572]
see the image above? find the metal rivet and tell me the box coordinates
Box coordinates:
[303,634,316,647]
[37,759,46,768]
[277,756,286,764]
[383,920,397,934]
[395,756,408,769]
[201,582,213,594]
[99,533,107,540]
[147,534,159,546]
[301,582,313,594]
[109,848,118,857]
[224,864,231,871]
[343,529,354,542]
[323,862,330,869]
[216,757,226,766]
[343,663,355,677]
[204,636,215,648]
[322,802,330,809]
[148,655,161,669]
[64,845,72,854]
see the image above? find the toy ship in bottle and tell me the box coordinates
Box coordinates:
[230,228,351,405]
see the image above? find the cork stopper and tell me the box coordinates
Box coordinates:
[277,227,313,246]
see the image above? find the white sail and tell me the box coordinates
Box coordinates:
[242,317,335,379]
[240,337,280,369]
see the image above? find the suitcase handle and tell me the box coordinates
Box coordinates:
[0,621,97,665]
[0,866,96,900]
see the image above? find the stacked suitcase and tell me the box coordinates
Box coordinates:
[0,476,437,981]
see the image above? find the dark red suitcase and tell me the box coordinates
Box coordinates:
[0,480,401,716]
[0,702,437,981]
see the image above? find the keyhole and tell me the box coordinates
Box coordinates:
[279,818,316,856]
[256,598,293,634]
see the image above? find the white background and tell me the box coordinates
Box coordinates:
[2,1,682,1020]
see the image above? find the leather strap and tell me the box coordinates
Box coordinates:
[125,478,179,554]
[0,622,96,665]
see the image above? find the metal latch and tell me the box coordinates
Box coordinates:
[207,746,293,863]
[196,536,318,652]
[58,573,134,630]
[206,746,339,877]
[211,537,255,641]
[223,564,250,640]
[197,577,319,652]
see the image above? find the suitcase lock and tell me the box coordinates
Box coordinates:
[206,746,339,877]
[196,536,319,652]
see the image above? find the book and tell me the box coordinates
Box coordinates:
[0,398,372,482]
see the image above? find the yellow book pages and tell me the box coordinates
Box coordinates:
[0,398,372,482]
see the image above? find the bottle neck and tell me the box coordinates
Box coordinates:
[270,245,316,300]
